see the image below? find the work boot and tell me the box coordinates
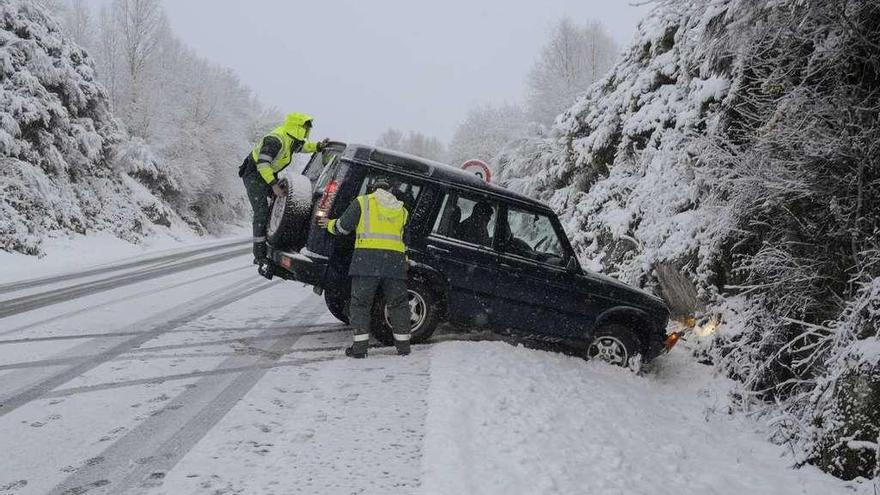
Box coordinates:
[345,346,367,359]
[252,241,267,265]
[394,333,411,356]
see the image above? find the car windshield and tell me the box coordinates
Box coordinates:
[502,208,566,266]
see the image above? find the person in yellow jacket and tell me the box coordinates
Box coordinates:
[320,176,411,358]
[239,112,329,264]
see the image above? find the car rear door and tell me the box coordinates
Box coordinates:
[424,191,501,329]
[491,206,596,340]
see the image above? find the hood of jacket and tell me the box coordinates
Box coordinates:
[373,188,403,210]
[281,112,313,140]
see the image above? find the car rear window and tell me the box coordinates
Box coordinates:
[305,149,340,185]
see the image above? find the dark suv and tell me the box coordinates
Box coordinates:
[264,143,671,366]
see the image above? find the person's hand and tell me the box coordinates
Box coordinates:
[317,216,329,228]
[316,138,330,151]
[272,183,286,197]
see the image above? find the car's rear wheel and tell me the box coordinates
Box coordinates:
[587,323,642,368]
[266,174,313,251]
[324,290,349,324]
[371,281,440,346]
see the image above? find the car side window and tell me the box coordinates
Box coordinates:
[502,207,566,266]
[432,193,497,248]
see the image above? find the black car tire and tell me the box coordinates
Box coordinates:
[266,174,312,250]
[370,280,441,346]
[324,290,350,324]
[587,323,642,368]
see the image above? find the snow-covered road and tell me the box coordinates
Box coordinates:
[0,240,870,494]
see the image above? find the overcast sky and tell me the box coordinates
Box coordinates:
[161,0,650,144]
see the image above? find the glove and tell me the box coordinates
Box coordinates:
[272,183,286,197]
[316,138,330,152]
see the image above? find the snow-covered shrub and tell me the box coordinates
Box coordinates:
[0,0,189,254]
[498,0,880,480]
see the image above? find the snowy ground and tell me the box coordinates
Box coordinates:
[0,237,873,494]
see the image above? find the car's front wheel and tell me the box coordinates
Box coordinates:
[371,281,440,346]
[587,323,642,368]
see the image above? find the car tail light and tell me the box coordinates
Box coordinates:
[314,179,339,221]
[665,332,680,351]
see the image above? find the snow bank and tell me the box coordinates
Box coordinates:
[421,342,867,495]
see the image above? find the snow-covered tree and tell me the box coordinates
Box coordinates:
[112,0,168,138]
[446,103,528,169]
[375,128,404,151]
[0,0,188,254]
[51,0,271,232]
[61,0,92,49]
[375,129,446,161]
[500,0,880,480]
[526,18,617,125]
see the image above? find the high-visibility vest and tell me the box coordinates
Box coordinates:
[354,193,407,253]
[250,113,318,183]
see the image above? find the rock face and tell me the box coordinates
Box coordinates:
[0,0,184,255]
[498,0,880,480]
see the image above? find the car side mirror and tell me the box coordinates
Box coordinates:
[565,257,581,274]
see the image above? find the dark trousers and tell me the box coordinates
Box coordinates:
[349,276,411,354]
[242,168,271,260]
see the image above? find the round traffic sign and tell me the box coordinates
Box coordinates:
[461,159,492,183]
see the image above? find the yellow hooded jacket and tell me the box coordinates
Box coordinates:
[250,112,320,184]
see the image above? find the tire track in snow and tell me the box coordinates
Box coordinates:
[0,324,348,371]
[0,265,251,338]
[0,276,275,418]
[46,297,328,495]
[0,246,250,319]
[0,320,341,347]
[0,238,248,296]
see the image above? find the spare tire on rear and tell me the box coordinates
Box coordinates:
[266,174,313,251]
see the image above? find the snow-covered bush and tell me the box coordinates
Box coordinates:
[498,0,880,480]
[0,0,188,254]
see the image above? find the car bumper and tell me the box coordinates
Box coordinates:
[268,245,326,286]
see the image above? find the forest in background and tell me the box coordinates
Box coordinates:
[377,17,619,165]
[48,0,276,232]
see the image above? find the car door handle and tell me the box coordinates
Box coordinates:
[428,245,450,255]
